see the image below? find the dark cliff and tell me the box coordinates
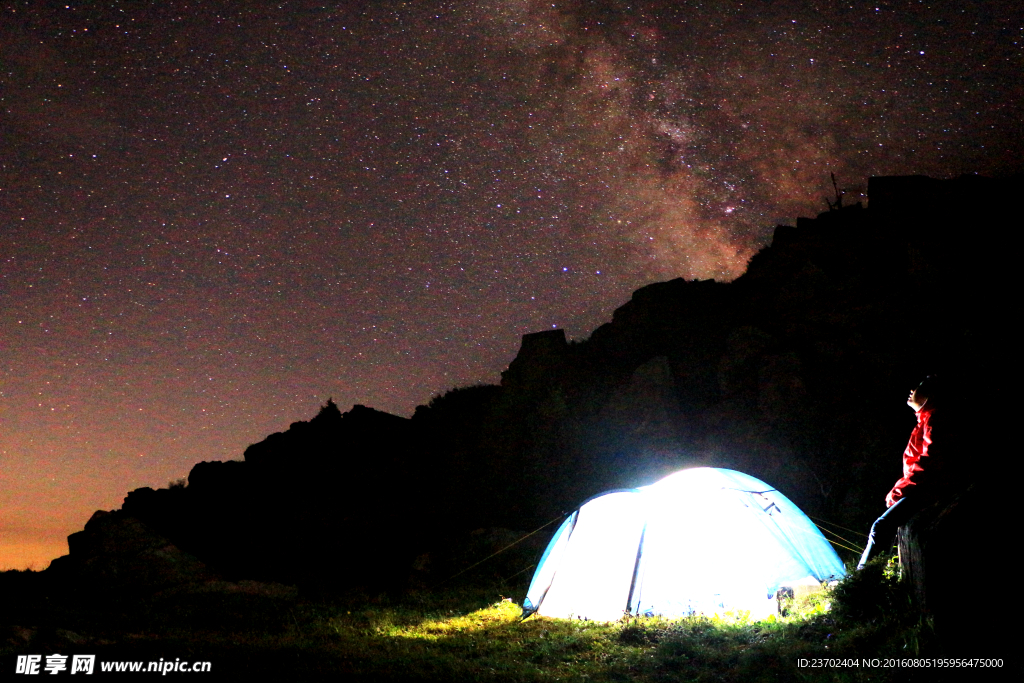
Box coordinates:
[54,174,1017,591]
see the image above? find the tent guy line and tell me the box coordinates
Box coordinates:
[431,512,568,590]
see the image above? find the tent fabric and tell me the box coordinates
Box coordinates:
[523,467,846,622]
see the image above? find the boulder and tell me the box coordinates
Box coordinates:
[48,510,215,594]
[898,486,1014,656]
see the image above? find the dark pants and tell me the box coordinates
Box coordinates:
[857,497,923,570]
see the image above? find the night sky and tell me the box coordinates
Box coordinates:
[2,0,1021,569]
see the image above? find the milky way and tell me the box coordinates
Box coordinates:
[2,0,1021,567]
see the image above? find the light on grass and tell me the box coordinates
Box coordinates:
[387,599,523,641]
[309,590,846,683]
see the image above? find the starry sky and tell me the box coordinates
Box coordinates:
[2,0,1021,569]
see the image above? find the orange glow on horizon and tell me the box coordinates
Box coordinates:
[0,537,67,572]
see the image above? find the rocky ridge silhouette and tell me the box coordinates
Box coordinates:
[48,174,1016,594]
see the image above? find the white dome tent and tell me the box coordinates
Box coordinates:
[522,468,846,622]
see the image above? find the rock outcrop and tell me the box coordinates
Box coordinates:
[48,510,214,593]
[898,487,1016,655]
[59,174,1016,593]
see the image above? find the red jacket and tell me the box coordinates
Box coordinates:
[885,404,938,507]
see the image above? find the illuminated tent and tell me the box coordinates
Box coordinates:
[522,467,845,622]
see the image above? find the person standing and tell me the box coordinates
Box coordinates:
[857,375,945,570]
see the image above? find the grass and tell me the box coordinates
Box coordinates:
[2,561,1015,681]
[274,577,925,682]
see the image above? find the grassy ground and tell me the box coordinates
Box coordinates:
[1,560,1015,681]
